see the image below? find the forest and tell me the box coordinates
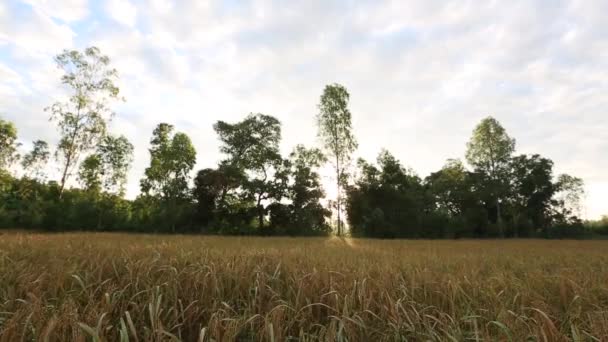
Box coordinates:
[1,46,606,238]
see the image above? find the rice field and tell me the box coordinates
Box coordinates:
[0,232,607,341]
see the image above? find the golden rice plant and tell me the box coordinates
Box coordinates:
[0,232,607,341]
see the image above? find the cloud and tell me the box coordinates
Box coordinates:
[0,0,607,218]
[105,0,137,28]
[22,0,89,22]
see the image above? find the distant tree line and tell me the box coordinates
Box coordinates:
[1,46,606,238]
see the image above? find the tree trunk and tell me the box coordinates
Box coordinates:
[58,157,70,199]
[497,197,503,237]
[336,156,341,236]
[257,195,264,231]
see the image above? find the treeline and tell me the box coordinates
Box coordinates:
[1,46,606,238]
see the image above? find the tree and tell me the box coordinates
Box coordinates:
[78,135,134,195]
[140,123,196,232]
[21,140,50,180]
[465,116,515,236]
[347,150,428,238]
[425,159,470,217]
[96,135,134,196]
[78,154,103,192]
[508,154,555,235]
[554,174,585,221]
[47,46,121,197]
[213,113,284,232]
[0,118,20,170]
[141,123,196,200]
[275,145,330,235]
[317,83,358,236]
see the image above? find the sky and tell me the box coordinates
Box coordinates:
[0,0,606,219]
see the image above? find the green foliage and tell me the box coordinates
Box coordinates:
[465,116,516,236]
[508,154,556,236]
[48,46,122,196]
[21,140,50,179]
[141,123,196,201]
[317,83,358,236]
[267,145,331,235]
[0,65,601,238]
[140,123,196,232]
[466,116,516,177]
[0,117,20,170]
[214,113,285,231]
[346,150,431,238]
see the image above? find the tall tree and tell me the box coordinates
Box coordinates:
[508,154,556,235]
[465,116,515,236]
[425,159,470,217]
[96,135,134,196]
[213,113,284,231]
[554,174,585,220]
[47,46,121,197]
[140,123,196,232]
[193,162,250,232]
[79,135,134,195]
[0,118,20,171]
[21,140,50,180]
[287,145,330,234]
[346,150,427,238]
[317,83,358,236]
[141,123,196,201]
[79,154,103,193]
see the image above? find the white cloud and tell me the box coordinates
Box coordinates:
[1,0,607,218]
[23,0,89,22]
[105,0,137,27]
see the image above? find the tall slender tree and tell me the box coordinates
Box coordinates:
[465,116,515,236]
[47,46,121,197]
[317,83,357,236]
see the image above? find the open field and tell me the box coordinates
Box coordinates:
[0,233,607,341]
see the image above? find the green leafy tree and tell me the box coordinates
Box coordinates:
[425,159,470,217]
[347,150,428,238]
[553,174,585,221]
[78,135,134,195]
[47,47,121,197]
[317,83,358,236]
[269,145,330,235]
[21,140,50,180]
[193,162,251,233]
[0,118,20,170]
[508,154,556,236]
[97,135,134,196]
[214,113,284,232]
[465,116,515,236]
[78,154,103,193]
[141,123,196,232]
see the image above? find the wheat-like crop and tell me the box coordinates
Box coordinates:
[0,233,607,341]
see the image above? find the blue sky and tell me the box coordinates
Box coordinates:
[1,0,606,219]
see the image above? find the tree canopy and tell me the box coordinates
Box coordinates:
[0,46,603,238]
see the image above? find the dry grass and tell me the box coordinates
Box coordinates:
[0,232,607,341]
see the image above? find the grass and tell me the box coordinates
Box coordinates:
[0,232,607,341]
